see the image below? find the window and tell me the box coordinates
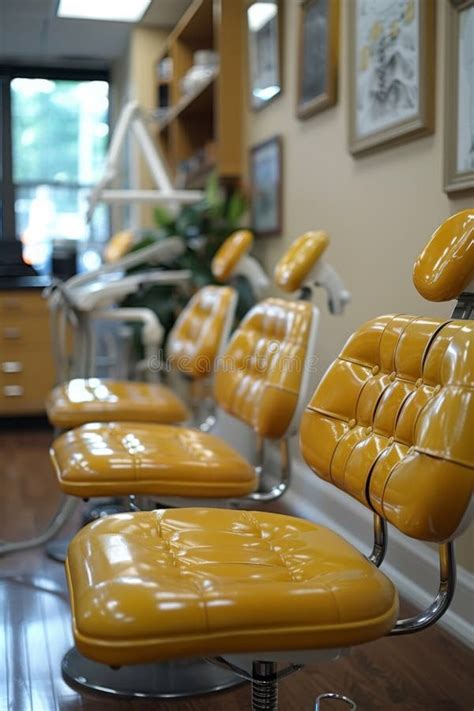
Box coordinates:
[0,69,109,272]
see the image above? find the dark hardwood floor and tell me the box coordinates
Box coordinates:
[0,424,473,710]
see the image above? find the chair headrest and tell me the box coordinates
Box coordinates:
[212,230,254,282]
[103,230,135,264]
[274,231,329,293]
[413,210,474,302]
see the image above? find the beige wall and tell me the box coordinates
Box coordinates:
[111,27,168,229]
[243,0,473,569]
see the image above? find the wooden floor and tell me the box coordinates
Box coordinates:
[0,423,473,711]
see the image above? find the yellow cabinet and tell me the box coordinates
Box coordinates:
[0,290,55,415]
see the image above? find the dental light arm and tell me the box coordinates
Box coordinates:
[87,101,203,222]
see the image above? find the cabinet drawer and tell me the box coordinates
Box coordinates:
[0,291,47,316]
[0,316,51,347]
[0,368,55,414]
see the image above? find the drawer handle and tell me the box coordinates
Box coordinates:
[3,385,24,397]
[2,361,23,374]
[2,327,21,339]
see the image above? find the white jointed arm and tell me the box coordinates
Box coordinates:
[233,254,270,299]
[311,261,351,315]
[88,101,203,221]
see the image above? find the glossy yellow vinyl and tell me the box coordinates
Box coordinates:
[167,285,236,379]
[51,422,257,498]
[274,231,329,293]
[300,314,474,542]
[413,210,474,301]
[46,286,235,429]
[46,378,190,430]
[214,298,314,438]
[211,230,253,282]
[65,509,398,666]
[103,230,134,263]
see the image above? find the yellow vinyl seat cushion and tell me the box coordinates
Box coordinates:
[46,379,190,429]
[51,422,257,498]
[66,509,398,667]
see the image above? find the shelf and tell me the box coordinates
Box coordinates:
[157,70,217,133]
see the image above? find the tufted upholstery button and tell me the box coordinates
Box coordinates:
[372,365,380,375]
[300,314,474,542]
[65,509,398,666]
[365,426,373,435]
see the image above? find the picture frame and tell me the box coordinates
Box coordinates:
[247,1,282,111]
[249,136,283,237]
[296,0,339,119]
[348,0,435,156]
[444,0,474,193]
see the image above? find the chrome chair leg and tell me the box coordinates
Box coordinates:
[0,496,78,556]
[315,693,357,709]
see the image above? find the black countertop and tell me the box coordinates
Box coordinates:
[0,275,52,290]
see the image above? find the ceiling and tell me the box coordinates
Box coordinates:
[0,0,192,67]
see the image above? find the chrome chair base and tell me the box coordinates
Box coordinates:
[62,647,245,699]
[315,693,357,709]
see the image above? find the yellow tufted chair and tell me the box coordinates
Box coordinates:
[61,211,473,707]
[45,231,254,431]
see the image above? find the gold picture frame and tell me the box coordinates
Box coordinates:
[249,135,283,237]
[348,0,435,156]
[296,0,339,120]
[444,0,474,193]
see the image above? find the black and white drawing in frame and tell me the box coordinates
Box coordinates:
[456,3,474,175]
[349,0,434,155]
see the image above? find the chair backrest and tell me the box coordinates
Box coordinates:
[103,230,135,263]
[212,230,254,282]
[300,212,474,544]
[214,298,316,439]
[167,286,237,380]
[274,231,329,293]
[413,210,474,301]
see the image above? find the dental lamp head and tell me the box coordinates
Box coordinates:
[274,231,351,315]
[211,230,270,298]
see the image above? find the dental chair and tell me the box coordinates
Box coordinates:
[62,210,473,708]
[45,230,262,432]
[50,230,349,506]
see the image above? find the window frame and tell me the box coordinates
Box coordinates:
[0,65,109,242]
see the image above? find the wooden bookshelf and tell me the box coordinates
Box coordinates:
[154,0,244,187]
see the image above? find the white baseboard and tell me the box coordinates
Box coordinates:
[270,452,473,649]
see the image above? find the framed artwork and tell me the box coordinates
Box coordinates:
[296,0,339,119]
[348,0,435,155]
[444,0,474,193]
[247,1,282,111]
[249,136,283,237]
